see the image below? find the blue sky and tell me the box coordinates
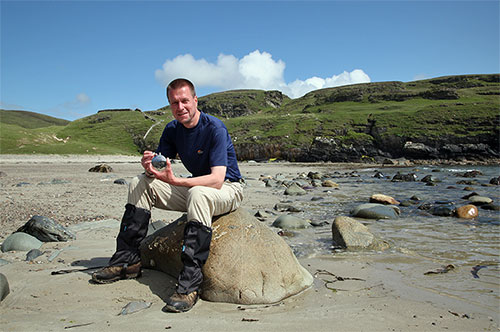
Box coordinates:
[1,0,499,121]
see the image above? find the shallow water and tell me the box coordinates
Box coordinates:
[266,164,500,315]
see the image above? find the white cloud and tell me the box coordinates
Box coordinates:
[155,50,370,98]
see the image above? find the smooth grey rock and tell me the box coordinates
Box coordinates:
[332,216,389,250]
[114,178,127,185]
[17,215,76,242]
[140,209,313,305]
[26,248,44,261]
[351,203,400,220]
[468,195,493,206]
[1,232,43,252]
[284,183,307,196]
[272,215,310,229]
[0,273,9,302]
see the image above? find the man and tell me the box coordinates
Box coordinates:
[92,78,244,313]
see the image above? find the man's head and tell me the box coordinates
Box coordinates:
[166,78,200,128]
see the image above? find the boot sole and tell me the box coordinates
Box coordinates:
[163,304,192,313]
[91,271,141,284]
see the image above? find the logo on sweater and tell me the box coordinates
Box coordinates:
[197,149,204,154]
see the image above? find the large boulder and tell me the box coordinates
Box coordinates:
[17,216,75,242]
[332,216,389,251]
[0,273,9,302]
[140,208,313,304]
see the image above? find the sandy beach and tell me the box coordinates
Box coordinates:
[0,155,498,331]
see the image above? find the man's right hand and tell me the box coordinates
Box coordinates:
[141,150,155,177]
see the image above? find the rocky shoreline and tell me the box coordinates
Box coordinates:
[0,155,499,331]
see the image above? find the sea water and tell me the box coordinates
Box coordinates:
[272,164,500,316]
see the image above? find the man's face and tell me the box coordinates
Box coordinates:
[168,85,199,128]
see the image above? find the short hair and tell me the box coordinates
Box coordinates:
[166,78,196,102]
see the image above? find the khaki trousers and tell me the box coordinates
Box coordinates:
[127,174,244,227]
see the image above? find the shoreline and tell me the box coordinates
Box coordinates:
[0,155,498,331]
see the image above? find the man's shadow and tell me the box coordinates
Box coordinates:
[70,257,177,302]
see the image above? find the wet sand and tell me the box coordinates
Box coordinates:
[0,155,498,331]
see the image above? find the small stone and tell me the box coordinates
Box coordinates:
[284,183,307,196]
[455,205,479,219]
[321,180,338,188]
[114,178,127,185]
[89,164,113,173]
[468,196,493,206]
[26,248,44,261]
[272,215,310,229]
[370,194,400,205]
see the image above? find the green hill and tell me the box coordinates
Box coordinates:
[0,109,70,129]
[1,74,499,161]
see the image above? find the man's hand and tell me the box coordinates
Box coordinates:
[141,150,155,177]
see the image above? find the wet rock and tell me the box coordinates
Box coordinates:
[284,183,307,196]
[468,195,493,206]
[311,196,323,201]
[26,248,44,261]
[113,178,127,185]
[373,171,385,179]
[455,205,479,219]
[430,204,456,217]
[332,216,389,250]
[351,203,400,219]
[421,175,441,183]
[272,215,310,229]
[489,177,500,185]
[463,186,475,191]
[140,208,313,304]
[17,215,76,242]
[0,273,9,302]
[410,195,421,201]
[480,203,500,211]
[462,192,479,199]
[370,194,400,205]
[457,170,483,178]
[88,164,113,173]
[391,172,417,182]
[1,232,43,252]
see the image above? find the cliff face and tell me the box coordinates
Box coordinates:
[216,74,500,162]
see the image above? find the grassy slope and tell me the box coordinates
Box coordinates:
[0,109,70,129]
[1,74,498,155]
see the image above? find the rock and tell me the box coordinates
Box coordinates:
[0,259,10,267]
[370,194,400,205]
[489,177,500,185]
[351,203,400,219]
[307,171,322,179]
[462,192,479,199]
[89,164,113,173]
[391,172,417,182]
[481,203,500,211]
[17,215,76,242]
[421,175,441,183]
[322,180,339,188]
[468,195,493,206]
[1,232,43,252]
[0,171,6,177]
[273,203,302,212]
[332,216,389,250]
[0,273,9,302]
[272,215,310,229]
[373,172,385,179]
[113,178,127,185]
[430,204,456,217]
[403,141,438,159]
[310,220,328,227]
[458,170,483,178]
[284,183,307,196]
[26,248,44,261]
[455,205,479,219]
[119,301,152,315]
[140,209,313,304]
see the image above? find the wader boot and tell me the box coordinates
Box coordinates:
[164,220,212,313]
[92,204,151,284]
